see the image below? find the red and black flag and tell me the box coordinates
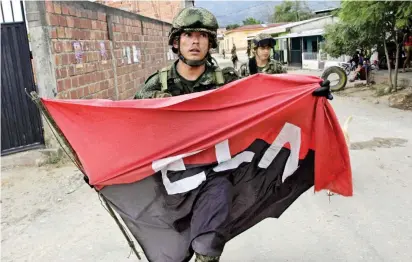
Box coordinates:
[39,74,352,261]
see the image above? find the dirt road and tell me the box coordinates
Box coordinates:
[2,94,412,262]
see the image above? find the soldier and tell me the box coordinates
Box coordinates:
[134,6,239,262]
[133,8,332,262]
[231,43,238,69]
[134,7,239,100]
[239,33,286,77]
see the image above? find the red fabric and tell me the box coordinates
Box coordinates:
[405,35,412,46]
[41,74,352,196]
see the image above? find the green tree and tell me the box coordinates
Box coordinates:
[242,17,263,25]
[325,0,412,91]
[323,23,380,58]
[272,0,314,23]
[226,24,240,30]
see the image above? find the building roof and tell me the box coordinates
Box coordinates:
[225,23,286,35]
[248,16,332,37]
[314,8,339,15]
[273,28,325,39]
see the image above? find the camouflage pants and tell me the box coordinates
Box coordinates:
[195,253,220,262]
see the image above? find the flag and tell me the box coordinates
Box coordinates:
[40,73,352,261]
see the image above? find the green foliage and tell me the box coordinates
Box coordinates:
[324,0,412,90]
[324,0,412,57]
[226,24,240,30]
[242,17,263,25]
[272,0,314,23]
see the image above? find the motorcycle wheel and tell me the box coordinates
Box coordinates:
[321,66,347,92]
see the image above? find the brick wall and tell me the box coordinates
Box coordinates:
[96,0,182,24]
[29,0,176,100]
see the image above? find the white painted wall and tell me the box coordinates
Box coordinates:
[289,16,339,33]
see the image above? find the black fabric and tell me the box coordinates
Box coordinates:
[248,57,258,75]
[101,139,315,262]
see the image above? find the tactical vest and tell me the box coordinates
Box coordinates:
[159,65,225,91]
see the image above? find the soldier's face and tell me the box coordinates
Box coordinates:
[256,46,271,60]
[175,31,209,60]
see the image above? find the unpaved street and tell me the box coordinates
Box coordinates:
[2,94,412,262]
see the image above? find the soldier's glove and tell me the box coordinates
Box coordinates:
[312,80,333,100]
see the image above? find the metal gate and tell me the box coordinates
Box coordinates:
[1,1,44,155]
[290,37,302,67]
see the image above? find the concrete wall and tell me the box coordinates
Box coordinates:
[26,0,176,101]
[223,29,263,52]
[289,16,339,33]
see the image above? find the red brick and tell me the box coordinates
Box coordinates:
[75,9,82,18]
[61,4,70,15]
[81,11,88,18]
[70,89,78,99]
[91,21,97,30]
[68,6,77,16]
[47,13,59,26]
[73,17,80,28]
[57,79,65,92]
[83,31,91,39]
[50,28,57,39]
[64,28,73,39]
[71,76,79,88]
[102,89,109,98]
[55,54,62,66]
[64,78,71,90]
[108,87,115,98]
[88,83,97,94]
[81,18,92,29]
[100,21,107,31]
[88,11,98,20]
[57,27,65,38]
[62,42,72,52]
[55,69,62,79]
[53,41,63,53]
[66,16,74,28]
[97,12,106,21]
[58,15,67,27]
[62,54,69,65]
[54,2,62,14]
[45,1,54,13]
[68,65,75,76]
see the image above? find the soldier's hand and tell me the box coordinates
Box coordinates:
[312,80,333,100]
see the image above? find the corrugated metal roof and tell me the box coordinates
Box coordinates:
[273,28,325,39]
[247,16,332,37]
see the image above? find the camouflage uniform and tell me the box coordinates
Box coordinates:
[134,7,239,262]
[239,58,286,77]
[239,33,286,77]
[135,7,239,99]
[134,60,239,99]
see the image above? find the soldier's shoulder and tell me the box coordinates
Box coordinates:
[269,59,287,73]
[143,71,161,86]
[269,59,282,65]
[220,66,240,83]
[134,71,161,99]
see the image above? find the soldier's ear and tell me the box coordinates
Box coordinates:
[172,38,179,49]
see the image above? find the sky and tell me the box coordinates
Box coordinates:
[194,0,341,27]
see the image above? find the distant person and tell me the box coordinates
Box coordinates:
[239,33,286,77]
[403,32,412,72]
[231,44,238,69]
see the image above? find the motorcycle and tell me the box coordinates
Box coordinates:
[337,61,357,76]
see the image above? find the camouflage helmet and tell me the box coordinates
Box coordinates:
[168,7,219,52]
[252,33,276,49]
